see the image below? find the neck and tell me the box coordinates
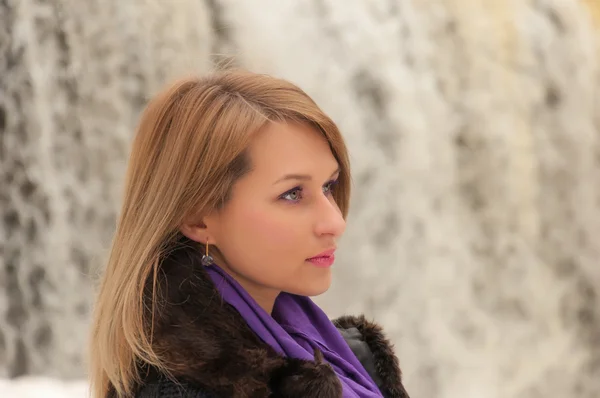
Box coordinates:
[217,263,280,314]
[248,288,279,314]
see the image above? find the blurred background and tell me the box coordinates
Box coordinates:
[1,0,600,397]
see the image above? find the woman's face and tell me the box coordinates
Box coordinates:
[199,121,346,312]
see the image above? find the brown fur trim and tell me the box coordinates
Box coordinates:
[142,240,341,397]
[138,239,407,397]
[333,315,410,398]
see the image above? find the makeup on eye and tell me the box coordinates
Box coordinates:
[279,178,339,202]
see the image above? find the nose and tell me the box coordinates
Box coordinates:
[313,195,346,238]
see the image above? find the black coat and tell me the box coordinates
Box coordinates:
[133,246,410,398]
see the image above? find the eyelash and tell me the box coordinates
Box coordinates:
[279,179,339,203]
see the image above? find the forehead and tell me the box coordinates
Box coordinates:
[247,121,338,176]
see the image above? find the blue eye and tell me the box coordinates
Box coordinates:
[323,179,338,195]
[279,179,338,203]
[280,187,303,202]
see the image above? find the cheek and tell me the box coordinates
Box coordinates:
[218,203,331,296]
[239,206,300,248]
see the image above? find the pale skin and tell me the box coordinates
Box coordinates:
[181,121,346,314]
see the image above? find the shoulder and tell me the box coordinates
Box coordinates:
[135,376,217,398]
[334,314,410,398]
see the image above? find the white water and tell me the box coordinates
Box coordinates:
[0,377,88,398]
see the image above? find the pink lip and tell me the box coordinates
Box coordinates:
[306,249,336,268]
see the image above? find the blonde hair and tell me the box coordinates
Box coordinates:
[87,70,352,397]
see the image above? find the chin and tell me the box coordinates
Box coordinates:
[294,270,333,297]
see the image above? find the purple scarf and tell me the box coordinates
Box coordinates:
[206,264,383,397]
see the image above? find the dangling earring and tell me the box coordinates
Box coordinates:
[201,239,214,266]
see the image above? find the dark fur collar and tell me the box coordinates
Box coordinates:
[334,316,410,398]
[141,241,408,397]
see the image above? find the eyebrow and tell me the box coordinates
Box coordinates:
[273,166,341,185]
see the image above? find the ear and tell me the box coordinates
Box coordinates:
[180,218,215,245]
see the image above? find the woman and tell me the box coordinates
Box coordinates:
[88,70,410,398]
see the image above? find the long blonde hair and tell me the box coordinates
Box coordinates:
[88,70,352,397]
